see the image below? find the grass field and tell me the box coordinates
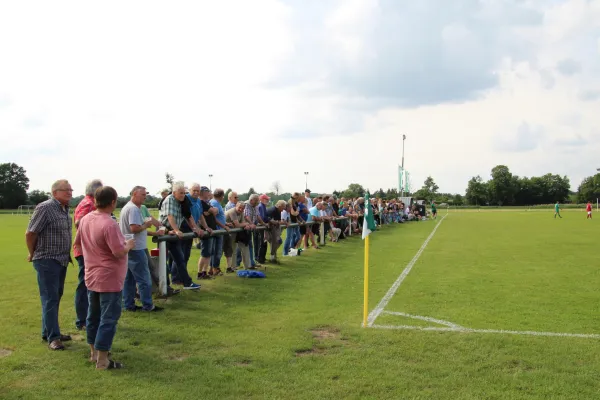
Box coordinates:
[1,210,600,399]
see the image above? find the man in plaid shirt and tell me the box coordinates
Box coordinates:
[25,179,74,351]
[72,179,103,331]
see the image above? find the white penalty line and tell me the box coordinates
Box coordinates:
[381,311,463,329]
[367,214,447,327]
[371,324,600,339]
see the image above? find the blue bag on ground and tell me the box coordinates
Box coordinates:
[237,270,266,278]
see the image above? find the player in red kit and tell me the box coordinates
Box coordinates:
[586,201,592,219]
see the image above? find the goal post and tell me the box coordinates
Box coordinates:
[17,205,35,215]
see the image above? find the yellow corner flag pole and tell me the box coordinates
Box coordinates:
[363,235,369,327]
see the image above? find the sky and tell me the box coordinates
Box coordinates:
[0,0,599,197]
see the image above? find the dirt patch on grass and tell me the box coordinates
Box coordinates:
[295,347,326,357]
[71,334,84,341]
[234,359,252,367]
[167,353,189,361]
[0,348,12,358]
[311,327,340,340]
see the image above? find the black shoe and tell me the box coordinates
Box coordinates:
[167,287,181,296]
[124,305,142,312]
[144,306,164,312]
[42,334,72,342]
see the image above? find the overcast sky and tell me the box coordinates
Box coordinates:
[1,0,599,196]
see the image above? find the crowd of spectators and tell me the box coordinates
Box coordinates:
[24,178,434,369]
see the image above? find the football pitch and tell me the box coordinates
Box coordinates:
[1,210,600,399]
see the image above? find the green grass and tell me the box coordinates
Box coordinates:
[1,211,600,399]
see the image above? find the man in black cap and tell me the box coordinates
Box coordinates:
[304,189,313,208]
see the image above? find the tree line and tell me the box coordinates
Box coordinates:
[1,162,597,209]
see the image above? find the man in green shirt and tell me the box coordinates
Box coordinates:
[431,201,437,219]
[554,202,562,219]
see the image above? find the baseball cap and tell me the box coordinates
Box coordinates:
[259,194,270,200]
[305,189,311,193]
[200,186,211,192]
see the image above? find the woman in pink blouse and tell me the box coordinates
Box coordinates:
[74,186,134,370]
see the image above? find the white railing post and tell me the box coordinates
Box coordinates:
[320,222,325,246]
[158,241,167,296]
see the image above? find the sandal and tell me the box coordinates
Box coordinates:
[48,340,65,351]
[212,268,223,276]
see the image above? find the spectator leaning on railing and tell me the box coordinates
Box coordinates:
[210,188,230,276]
[159,182,203,290]
[225,201,253,271]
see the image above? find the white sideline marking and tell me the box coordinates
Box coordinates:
[382,311,463,329]
[367,215,447,327]
[371,324,600,339]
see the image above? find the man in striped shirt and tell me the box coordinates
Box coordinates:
[25,179,74,351]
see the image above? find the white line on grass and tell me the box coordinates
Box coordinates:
[381,311,463,329]
[371,324,600,339]
[367,215,447,327]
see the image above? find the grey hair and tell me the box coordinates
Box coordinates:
[130,186,146,196]
[228,191,237,200]
[249,194,259,201]
[276,200,287,208]
[173,181,186,192]
[51,179,69,192]
[189,182,200,190]
[85,179,103,196]
[213,188,225,198]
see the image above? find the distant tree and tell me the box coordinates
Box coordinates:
[465,176,488,206]
[413,176,439,201]
[28,190,50,205]
[271,180,282,196]
[577,174,600,204]
[247,187,257,196]
[165,172,175,190]
[342,183,365,198]
[0,163,30,209]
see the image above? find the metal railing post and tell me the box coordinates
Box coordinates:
[158,241,167,296]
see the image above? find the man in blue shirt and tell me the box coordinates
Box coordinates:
[257,194,271,264]
[209,188,230,275]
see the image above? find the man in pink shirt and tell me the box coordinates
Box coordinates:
[73,179,103,331]
[74,186,134,370]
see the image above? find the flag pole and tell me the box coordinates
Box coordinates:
[363,235,369,327]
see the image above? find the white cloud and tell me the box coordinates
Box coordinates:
[0,0,599,197]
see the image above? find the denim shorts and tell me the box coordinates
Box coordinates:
[201,237,214,258]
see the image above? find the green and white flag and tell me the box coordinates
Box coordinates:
[398,165,404,192]
[404,170,410,192]
[362,191,377,239]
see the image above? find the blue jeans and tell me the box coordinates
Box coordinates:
[74,255,88,328]
[167,240,193,286]
[123,250,154,311]
[283,226,300,255]
[210,235,223,268]
[33,259,67,342]
[87,291,122,352]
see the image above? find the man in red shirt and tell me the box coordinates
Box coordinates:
[73,179,103,331]
[586,201,592,219]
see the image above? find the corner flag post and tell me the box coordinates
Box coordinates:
[362,191,376,327]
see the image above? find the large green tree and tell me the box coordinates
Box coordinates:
[488,165,516,206]
[577,174,600,203]
[413,176,439,201]
[0,163,30,209]
[342,183,365,198]
[465,175,488,205]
